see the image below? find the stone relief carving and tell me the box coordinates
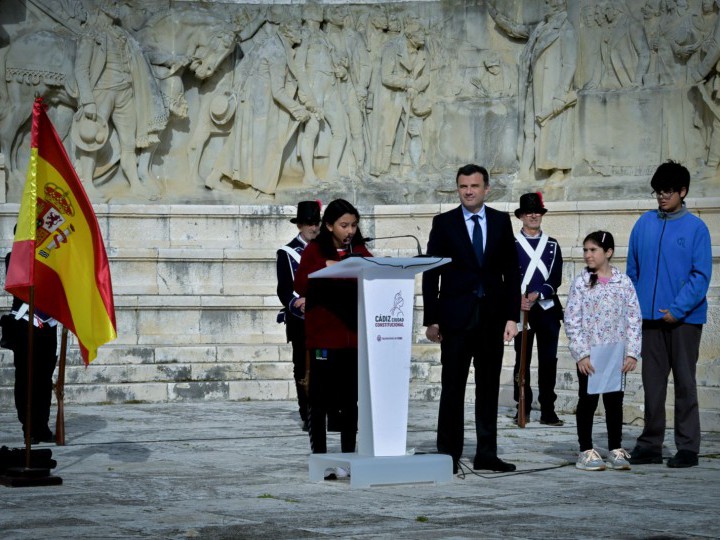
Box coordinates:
[0,0,719,205]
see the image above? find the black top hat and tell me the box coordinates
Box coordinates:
[290,200,321,224]
[514,192,547,218]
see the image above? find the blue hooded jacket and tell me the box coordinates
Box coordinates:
[627,205,712,324]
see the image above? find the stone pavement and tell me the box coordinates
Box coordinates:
[1,400,719,539]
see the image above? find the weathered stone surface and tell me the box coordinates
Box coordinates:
[2,1,720,204]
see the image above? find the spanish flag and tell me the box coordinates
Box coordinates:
[5,98,116,364]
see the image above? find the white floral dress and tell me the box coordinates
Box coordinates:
[564,266,642,364]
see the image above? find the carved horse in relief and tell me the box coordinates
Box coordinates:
[0,9,237,191]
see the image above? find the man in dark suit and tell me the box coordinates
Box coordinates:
[422,164,520,473]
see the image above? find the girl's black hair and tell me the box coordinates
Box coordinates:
[584,230,614,288]
[315,198,366,259]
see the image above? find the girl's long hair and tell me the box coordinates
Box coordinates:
[584,230,614,288]
[315,199,366,259]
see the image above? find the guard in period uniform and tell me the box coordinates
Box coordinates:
[513,193,564,426]
[276,201,321,430]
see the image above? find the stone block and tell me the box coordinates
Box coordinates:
[108,211,171,249]
[217,345,283,363]
[95,346,156,365]
[223,258,276,296]
[111,259,160,295]
[169,211,239,249]
[155,346,218,364]
[105,383,169,403]
[156,258,225,295]
[169,381,229,401]
[228,380,292,401]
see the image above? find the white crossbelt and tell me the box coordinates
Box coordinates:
[515,232,553,313]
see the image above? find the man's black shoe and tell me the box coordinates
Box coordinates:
[667,450,698,468]
[473,457,516,472]
[539,415,564,427]
[628,446,663,465]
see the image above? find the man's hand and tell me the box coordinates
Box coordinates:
[659,308,678,324]
[521,291,540,312]
[503,320,518,342]
[295,297,306,314]
[577,357,594,375]
[426,324,442,343]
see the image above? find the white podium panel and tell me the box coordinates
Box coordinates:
[359,277,414,456]
[308,257,454,487]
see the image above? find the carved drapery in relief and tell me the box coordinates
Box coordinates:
[1,0,719,204]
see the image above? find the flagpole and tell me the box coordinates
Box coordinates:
[55,327,68,446]
[24,287,36,468]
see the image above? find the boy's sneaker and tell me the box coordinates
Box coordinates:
[606,448,632,470]
[576,449,606,471]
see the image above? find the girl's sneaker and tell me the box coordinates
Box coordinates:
[606,448,632,470]
[576,449,606,471]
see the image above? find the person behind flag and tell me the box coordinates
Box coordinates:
[3,240,58,444]
[564,231,642,471]
[512,192,564,426]
[276,200,321,431]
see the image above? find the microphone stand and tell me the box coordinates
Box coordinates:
[364,235,423,256]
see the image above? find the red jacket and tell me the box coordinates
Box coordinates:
[294,241,373,349]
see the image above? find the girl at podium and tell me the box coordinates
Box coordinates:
[294,199,373,477]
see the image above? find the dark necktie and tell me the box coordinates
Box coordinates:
[471,214,484,266]
[471,214,485,298]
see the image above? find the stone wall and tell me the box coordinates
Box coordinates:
[2,0,720,205]
[1,200,718,430]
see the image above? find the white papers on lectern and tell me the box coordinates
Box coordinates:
[588,342,624,395]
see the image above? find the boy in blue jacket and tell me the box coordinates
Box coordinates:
[627,161,712,468]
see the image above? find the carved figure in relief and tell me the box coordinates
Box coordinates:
[134,9,239,120]
[73,0,167,198]
[655,0,700,85]
[610,2,652,88]
[368,18,431,176]
[689,0,720,167]
[586,1,647,90]
[183,7,267,178]
[295,5,346,184]
[325,6,372,172]
[471,52,515,98]
[204,21,310,194]
[490,0,577,181]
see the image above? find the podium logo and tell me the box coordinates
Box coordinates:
[377,335,402,341]
[374,291,405,328]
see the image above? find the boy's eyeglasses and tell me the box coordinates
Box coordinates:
[651,189,676,199]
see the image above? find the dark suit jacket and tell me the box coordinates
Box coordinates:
[422,205,520,331]
[276,236,305,343]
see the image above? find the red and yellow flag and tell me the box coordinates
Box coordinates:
[5,98,116,364]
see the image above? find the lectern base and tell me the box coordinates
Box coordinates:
[309,452,453,488]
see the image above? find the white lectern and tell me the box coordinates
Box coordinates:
[307,256,453,488]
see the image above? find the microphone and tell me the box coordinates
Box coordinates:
[364,235,423,256]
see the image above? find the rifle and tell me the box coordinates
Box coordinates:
[298,349,311,398]
[55,327,68,445]
[518,288,529,428]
